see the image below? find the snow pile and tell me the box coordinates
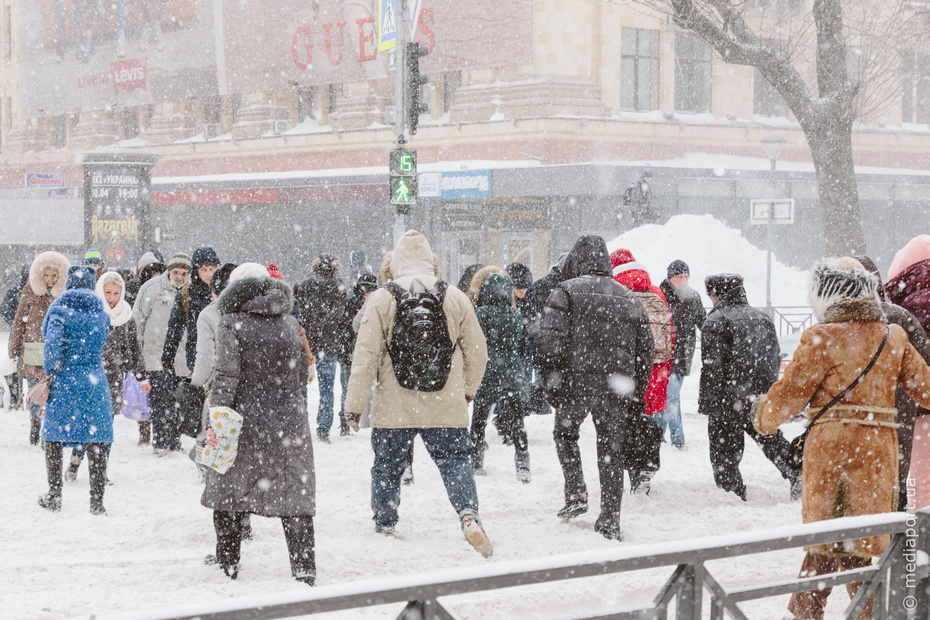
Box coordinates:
[607,214,810,307]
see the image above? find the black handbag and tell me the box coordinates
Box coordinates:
[788,325,889,468]
[175,378,205,438]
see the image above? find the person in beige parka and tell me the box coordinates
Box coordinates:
[755,258,930,620]
[344,230,492,556]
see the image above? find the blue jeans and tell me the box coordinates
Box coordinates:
[370,428,478,529]
[657,374,686,445]
[338,362,351,423]
[314,352,338,436]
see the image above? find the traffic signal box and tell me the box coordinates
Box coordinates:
[390,148,417,213]
[405,42,429,135]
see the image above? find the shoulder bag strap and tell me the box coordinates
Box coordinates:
[805,324,890,430]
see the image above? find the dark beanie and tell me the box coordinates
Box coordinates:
[210,263,238,297]
[705,273,744,298]
[66,265,97,291]
[191,247,219,270]
[667,260,690,279]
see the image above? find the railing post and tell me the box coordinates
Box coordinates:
[676,562,704,620]
[914,508,930,619]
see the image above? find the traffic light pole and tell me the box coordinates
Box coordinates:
[393,0,407,244]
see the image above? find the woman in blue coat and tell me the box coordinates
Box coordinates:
[38,266,113,515]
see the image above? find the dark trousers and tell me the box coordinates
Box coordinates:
[553,396,627,524]
[214,510,315,581]
[46,441,107,507]
[708,409,798,495]
[150,371,181,450]
[623,412,662,481]
[472,401,528,452]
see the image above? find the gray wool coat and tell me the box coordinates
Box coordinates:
[201,276,315,518]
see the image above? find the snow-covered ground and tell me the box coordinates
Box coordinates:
[2,216,859,619]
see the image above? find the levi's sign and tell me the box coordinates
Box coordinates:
[110,58,147,94]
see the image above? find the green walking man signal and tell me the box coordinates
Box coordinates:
[389,148,417,213]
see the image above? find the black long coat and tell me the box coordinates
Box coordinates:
[699,287,780,419]
[293,272,346,353]
[203,276,314,518]
[536,236,653,408]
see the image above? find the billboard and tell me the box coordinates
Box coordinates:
[20,0,219,116]
[221,0,533,92]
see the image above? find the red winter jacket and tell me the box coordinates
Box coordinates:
[611,249,676,415]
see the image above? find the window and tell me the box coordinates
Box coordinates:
[903,52,930,124]
[675,32,712,113]
[328,83,342,114]
[296,86,316,121]
[443,71,462,113]
[621,28,660,111]
[753,40,789,118]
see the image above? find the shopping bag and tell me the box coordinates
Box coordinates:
[201,407,243,474]
[175,378,205,438]
[122,373,152,421]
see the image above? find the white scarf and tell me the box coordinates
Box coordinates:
[95,271,133,327]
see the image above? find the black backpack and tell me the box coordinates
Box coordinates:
[385,279,456,392]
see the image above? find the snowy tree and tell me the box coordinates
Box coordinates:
[640,0,928,256]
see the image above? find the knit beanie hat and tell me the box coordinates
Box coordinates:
[66,265,97,291]
[667,259,689,279]
[266,264,284,280]
[191,247,219,270]
[210,263,238,296]
[83,248,103,266]
[610,248,647,277]
[166,253,192,272]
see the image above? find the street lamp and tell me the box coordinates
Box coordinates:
[761,135,786,318]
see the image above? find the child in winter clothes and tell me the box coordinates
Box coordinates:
[65,271,150,481]
[470,267,531,482]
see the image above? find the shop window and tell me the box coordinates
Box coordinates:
[674,32,712,113]
[297,86,316,121]
[328,83,342,114]
[620,28,660,111]
[903,52,930,124]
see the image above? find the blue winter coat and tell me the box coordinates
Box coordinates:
[41,290,113,446]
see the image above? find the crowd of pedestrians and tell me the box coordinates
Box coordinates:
[5,229,930,619]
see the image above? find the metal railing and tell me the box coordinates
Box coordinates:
[772,306,816,336]
[92,509,930,620]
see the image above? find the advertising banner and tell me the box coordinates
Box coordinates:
[221,0,532,92]
[20,0,219,117]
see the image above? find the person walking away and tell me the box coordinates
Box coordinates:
[610,248,673,495]
[124,250,165,308]
[884,235,930,511]
[9,251,70,445]
[133,253,191,453]
[700,273,800,501]
[2,264,30,409]
[623,168,655,227]
[755,258,930,620]
[469,268,531,482]
[336,273,377,436]
[533,254,568,314]
[202,264,316,584]
[343,230,493,556]
[293,254,347,443]
[658,260,706,449]
[536,235,653,541]
[854,255,930,512]
[506,262,546,417]
[65,271,151,481]
[38,266,112,515]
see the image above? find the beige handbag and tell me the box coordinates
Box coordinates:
[21,342,44,367]
[27,373,54,408]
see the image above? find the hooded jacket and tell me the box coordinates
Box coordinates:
[1,264,29,327]
[699,274,779,418]
[95,272,146,412]
[41,287,113,445]
[536,236,653,407]
[9,251,71,381]
[472,270,528,406]
[343,230,488,428]
[757,263,930,557]
[133,270,189,375]
[293,257,347,353]
[204,275,314,517]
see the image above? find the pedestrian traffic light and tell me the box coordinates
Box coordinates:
[389,148,417,213]
[405,42,429,135]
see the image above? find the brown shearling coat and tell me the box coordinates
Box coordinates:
[756,299,930,557]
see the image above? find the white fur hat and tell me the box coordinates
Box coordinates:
[229,262,271,283]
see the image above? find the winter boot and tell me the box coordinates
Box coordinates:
[88,444,107,516]
[472,441,488,475]
[65,455,82,482]
[241,514,253,541]
[557,499,588,519]
[631,470,654,496]
[339,419,351,437]
[38,493,62,512]
[461,514,493,558]
[595,515,623,541]
[7,373,22,409]
[138,421,151,446]
[515,450,531,484]
[40,442,63,511]
[29,418,41,446]
[401,466,415,486]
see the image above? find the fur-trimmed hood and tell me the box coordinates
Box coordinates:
[809,260,882,323]
[218,276,294,317]
[29,251,70,298]
[468,265,513,306]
